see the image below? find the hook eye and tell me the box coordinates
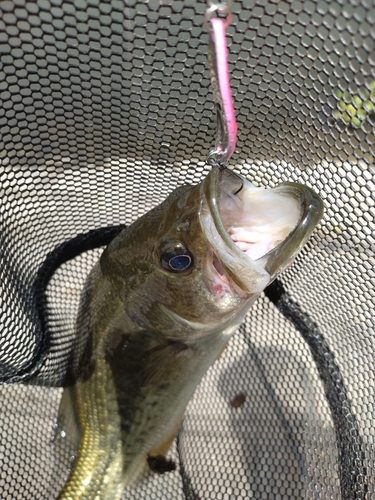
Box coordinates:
[204,4,232,31]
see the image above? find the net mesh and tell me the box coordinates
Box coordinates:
[0,0,374,499]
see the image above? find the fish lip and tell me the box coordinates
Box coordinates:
[200,167,324,289]
[159,304,227,339]
[159,304,207,331]
[259,180,324,276]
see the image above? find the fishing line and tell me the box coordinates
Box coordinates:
[176,430,202,500]
[239,323,320,499]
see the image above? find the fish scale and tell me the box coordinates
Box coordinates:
[58,275,124,499]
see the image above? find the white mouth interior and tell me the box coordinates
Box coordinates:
[220,177,301,261]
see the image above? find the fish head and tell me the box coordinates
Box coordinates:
[100,168,323,340]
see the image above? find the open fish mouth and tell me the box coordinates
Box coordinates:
[200,168,324,295]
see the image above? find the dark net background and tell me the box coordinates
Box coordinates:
[0,0,374,499]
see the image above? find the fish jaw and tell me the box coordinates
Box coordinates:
[200,167,324,294]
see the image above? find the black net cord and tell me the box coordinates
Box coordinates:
[3,225,126,384]
[265,280,368,500]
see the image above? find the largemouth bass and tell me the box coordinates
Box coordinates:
[57,167,323,499]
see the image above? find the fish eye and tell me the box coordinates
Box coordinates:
[161,245,193,273]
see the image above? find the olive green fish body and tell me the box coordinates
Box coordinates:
[57,168,324,499]
[58,265,243,500]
